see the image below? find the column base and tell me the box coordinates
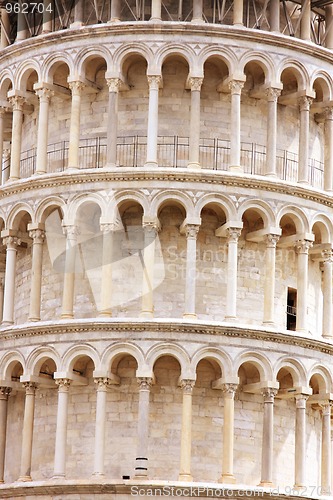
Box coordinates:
[92,472,105,478]
[218,474,236,484]
[191,19,205,24]
[52,474,66,479]
[293,484,306,491]
[18,475,32,482]
[187,162,201,169]
[33,170,46,176]
[98,311,112,318]
[28,317,40,322]
[140,310,154,319]
[105,162,118,168]
[322,334,333,340]
[258,481,274,487]
[262,320,275,327]
[70,22,84,28]
[61,314,74,320]
[178,473,193,482]
[224,315,237,322]
[144,161,158,168]
[1,320,14,326]
[264,172,277,178]
[183,313,197,320]
[296,328,308,334]
[150,17,162,22]
[8,177,19,182]
[228,165,243,173]
[297,180,309,185]
[107,18,121,23]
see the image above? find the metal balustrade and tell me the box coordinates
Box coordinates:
[1,135,324,189]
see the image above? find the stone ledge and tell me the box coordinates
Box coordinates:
[0,479,326,499]
[0,317,332,355]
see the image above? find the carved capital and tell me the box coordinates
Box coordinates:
[265,87,281,102]
[298,96,312,112]
[180,379,195,394]
[106,78,122,93]
[184,224,200,240]
[137,377,153,391]
[319,401,333,416]
[294,239,313,255]
[221,383,238,398]
[228,80,244,95]
[262,387,277,403]
[226,227,241,243]
[0,387,11,400]
[55,378,71,391]
[94,377,112,391]
[189,77,203,92]
[8,95,25,112]
[324,107,333,121]
[29,229,46,245]
[295,394,308,409]
[23,382,37,395]
[265,234,279,249]
[2,236,21,250]
[143,220,161,234]
[36,87,54,102]
[69,81,85,96]
[62,225,79,240]
[147,75,161,90]
[321,249,333,263]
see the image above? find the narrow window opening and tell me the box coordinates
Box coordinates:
[287,287,297,331]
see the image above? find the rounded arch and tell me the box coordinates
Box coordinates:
[273,356,307,387]
[190,347,234,379]
[42,53,74,83]
[308,364,333,393]
[199,46,236,76]
[155,45,195,76]
[100,343,145,374]
[276,205,309,234]
[194,194,237,221]
[150,190,194,219]
[112,191,149,218]
[35,196,66,224]
[15,60,41,91]
[277,59,309,91]
[7,203,34,230]
[234,351,273,381]
[240,51,275,84]
[114,46,152,77]
[146,343,192,379]
[310,213,333,244]
[0,71,14,99]
[311,71,333,102]
[238,199,276,228]
[26,346,61,376]
[61,344,99,372]
[0,350,25,380]
[66,192,107,224]
[75,46,112,77]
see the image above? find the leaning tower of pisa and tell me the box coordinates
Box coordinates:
[1,0,333,498]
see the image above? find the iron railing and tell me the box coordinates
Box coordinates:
[1,135,325,189]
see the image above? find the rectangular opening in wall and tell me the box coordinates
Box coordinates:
[287,287,297,331]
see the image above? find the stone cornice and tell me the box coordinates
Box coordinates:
[1,318,333,356]
[1,168,332,210]
[0,23,332,68]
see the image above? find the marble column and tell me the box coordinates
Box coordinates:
[0,274,4,322]
[0,387,11,483]
[28,228,45,321]
[42,0,52,33]
[321,250,333,339]
[93,377,111,476]
[110,0,121,21]
[219,383,237,483]
[8,95,25,181]
[71,1,83,26]
[295,239,313,333]
[135,377,153,478]
[151,0,162,21]
[188,77,203,169]
[0,9,10,48]
[19,382,37,481]
[0,108,6,185]
[61,225,78,319]
[263,234,279,325]
[265,88,281,177]
[140,221,160,318]
[192,0,203,22]
[259,388,277,487]
[16,11,28,40]
[300,0,311,41]
[294,395,308,488]
[269,0,280,32]
[2,149,10,184]
[324,107,333,191]
[2,234,20,325]
[68,82,85,169]
[145,76,161,167]
[98,223,116,317]
[53,379,71,478]
[35,88,53,174]
[233,0,243,25]
[228,80,244,171]
[179,379,195,482]
[225,228,241,320]
[106,78,121,167]
[321,402,332,495]
[298,96,312,184]
[183,224,200,319]
[325,5,333,50]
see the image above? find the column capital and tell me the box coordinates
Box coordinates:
[68,81,86,96]
[180,379,195,393]
[321,249,333,263]
[184,224,200,240]
[137,377,153,390]
[261,387,277,402]
[106,78,122,93]
[2,235,21,249]
[324,106,333,121]
[228,80,244,95]
[8,94,26,111]
[188,77,203,91]
[29,228,46,244]
[62,224,79,240]
[55,378,71,390]
[100,220,121,233]
[221,383,238,399]
[147,75,162,90]
[265,87,281,102]
[226,227,242,243]
[35,87,54,102]
[22,382,37,394]
[142,219,161,234]
[294,239,313,255]
[319,401,333,415]
[295,394,308,409]
[94,377,113,391]
[265,233,280,248]
[0,387,11,399]
[298,95,313,112]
